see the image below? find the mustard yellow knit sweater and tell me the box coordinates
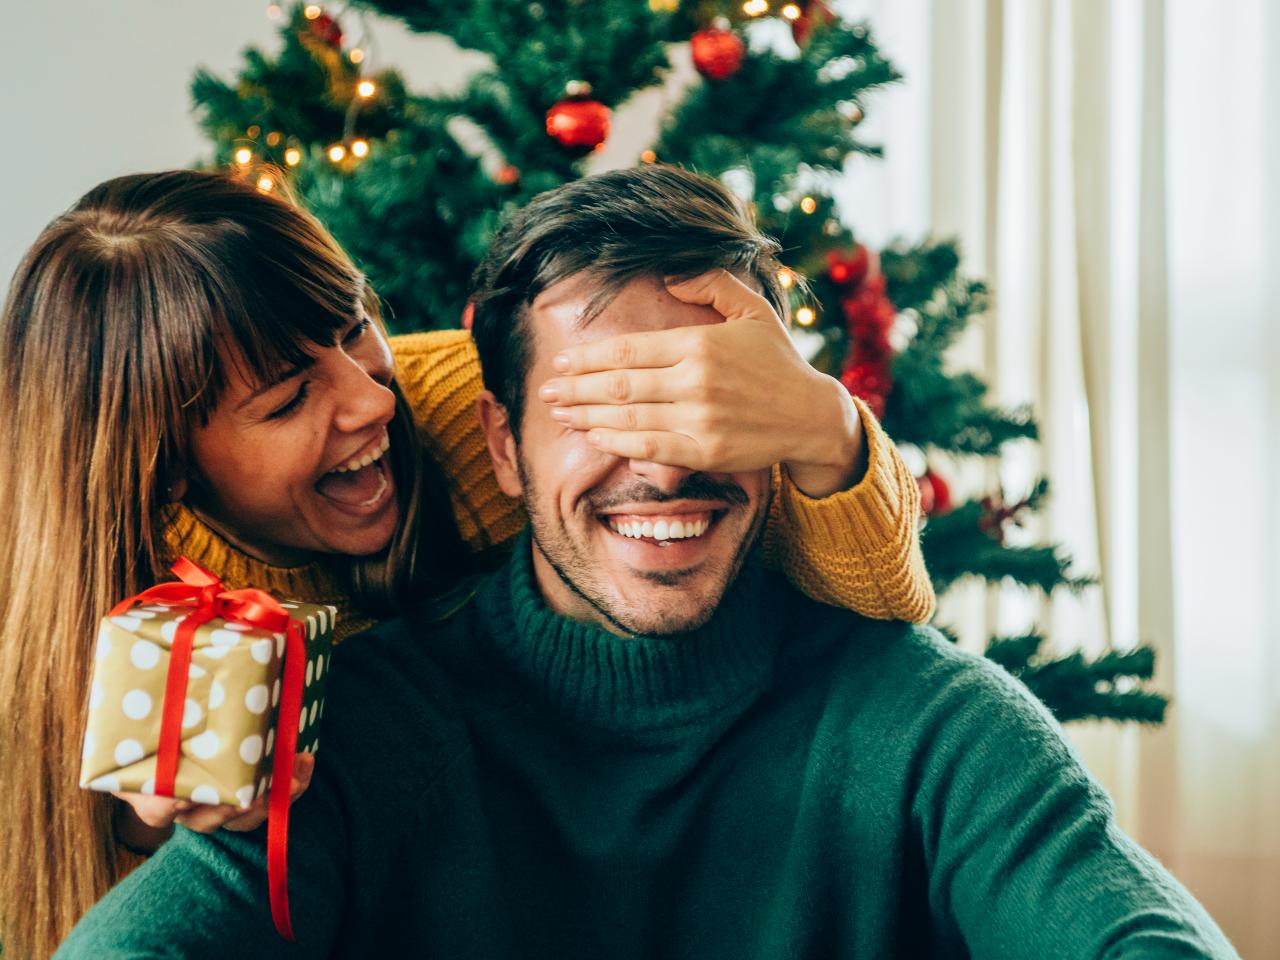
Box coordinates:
[164,331,934,639]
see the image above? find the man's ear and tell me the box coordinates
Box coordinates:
[475,391,523,498]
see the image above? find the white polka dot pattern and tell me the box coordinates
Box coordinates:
[189,731,219,759]
[190,784,220,805]
[121,689,152,720]
[129,640,161,670]
[81,600,336,807]
[114,739,144,766]
[245,684,269,715]
[240,735,264,765]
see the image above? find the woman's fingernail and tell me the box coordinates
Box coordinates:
[549,408,570,423]
[539,384,560,402]
[552,353,571,372]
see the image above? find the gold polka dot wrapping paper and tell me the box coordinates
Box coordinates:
[79,586,336,809]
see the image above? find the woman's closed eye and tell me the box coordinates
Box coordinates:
[343,316,371,345]
[264,381,309,421]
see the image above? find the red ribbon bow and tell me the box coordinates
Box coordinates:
[109,556,307,941]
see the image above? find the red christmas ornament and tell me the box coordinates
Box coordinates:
[495,164,520,185]
[916,474,935,515]
[546,93,611,151]
[826,245,872,287]
[919,469,952,516]
[979,493,1032,544]
[307,11,343,48]
[691,27,746,81]
[791,0,836,45]
[839,361,893,419]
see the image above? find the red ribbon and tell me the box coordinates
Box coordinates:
[109,556,305,941]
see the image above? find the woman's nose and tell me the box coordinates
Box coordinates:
[333,353,397,433]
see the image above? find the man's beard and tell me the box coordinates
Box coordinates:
[517,455,768,636]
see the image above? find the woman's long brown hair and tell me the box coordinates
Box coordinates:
[0,170,463,957]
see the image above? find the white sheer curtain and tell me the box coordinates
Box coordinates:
[836,0,1280,953]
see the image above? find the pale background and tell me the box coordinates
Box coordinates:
[2,1,1277,955]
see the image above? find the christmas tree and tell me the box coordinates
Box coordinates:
[192,1,1165,724]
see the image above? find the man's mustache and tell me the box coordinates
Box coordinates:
[588,473,751,510]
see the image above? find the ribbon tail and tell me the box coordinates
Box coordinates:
[267,621,307,942]
[154,608,216,796]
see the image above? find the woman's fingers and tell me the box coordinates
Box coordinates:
[551,326,694,375]
[221,797,269,832]
[175,803,243,834]
[540,367,684,407]
[585,429,703,467]
[113,792,183,830]
[550,402,675,433]
[664,269,783,328]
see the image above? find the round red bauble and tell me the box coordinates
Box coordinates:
[791,0,837,45]
[921,469,952,515]
[826,244,871,287]
[691,27,746,81]
[839,361,892,419]
[917,474,935,515]
[307,11,343,48]
[545,97,611,151]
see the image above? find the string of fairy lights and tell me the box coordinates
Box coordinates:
[235,0,842,326]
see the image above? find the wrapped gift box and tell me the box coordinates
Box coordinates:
[80,591,335,808]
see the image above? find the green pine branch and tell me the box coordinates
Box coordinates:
[922,497,1094,594]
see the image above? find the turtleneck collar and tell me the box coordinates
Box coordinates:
[475,532,783,734]
[161,502,349,605]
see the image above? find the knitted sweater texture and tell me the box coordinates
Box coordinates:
[162,330,934,641]
[58,542,1236,959]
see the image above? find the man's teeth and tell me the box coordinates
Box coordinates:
[329,434,391,474]
[607,517,711,540]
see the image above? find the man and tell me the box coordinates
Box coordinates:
[58,166,1236,958]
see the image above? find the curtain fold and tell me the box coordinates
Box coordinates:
[841,0,1278,951]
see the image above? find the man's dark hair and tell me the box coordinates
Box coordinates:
[469,164,787,434]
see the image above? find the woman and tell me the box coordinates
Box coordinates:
[0,170,931,958]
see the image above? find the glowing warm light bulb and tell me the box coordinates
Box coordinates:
[778,268,795,289]
[743,0,768,15]
[356,80,376,98]
[349,48,365,64]
[304,5,322,19]
[640,149,656,164]
[351,139,370,158]
[328,144,347,162]
[234,147,253,166]
[284,147,302,166]
[799,195,817,214]
[266,131,282,146]
[795,306,816,326]
[266,4,283,21]
[257,175,275,192]
[781,3,801,19]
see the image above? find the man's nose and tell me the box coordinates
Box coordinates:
[626,459,694,495]
[333,355,397,433]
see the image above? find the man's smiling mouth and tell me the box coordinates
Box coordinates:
[600,510,724,544]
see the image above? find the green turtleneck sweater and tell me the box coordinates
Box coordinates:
[57,541,1236,959]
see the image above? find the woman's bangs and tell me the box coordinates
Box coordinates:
[214,243,363,398]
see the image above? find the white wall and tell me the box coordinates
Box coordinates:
[0,1,490,290]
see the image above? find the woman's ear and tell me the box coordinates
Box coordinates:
[475,392,523,499]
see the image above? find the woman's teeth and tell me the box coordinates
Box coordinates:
[329,434,391,474]
[607,516,711,541]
